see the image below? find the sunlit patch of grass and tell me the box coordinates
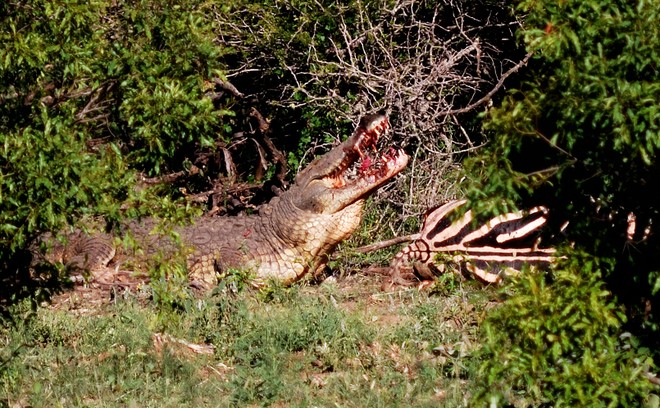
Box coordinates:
[1,297,226,407]
[1,275,494,407]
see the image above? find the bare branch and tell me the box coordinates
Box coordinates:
[213,78,244,98]
[215,0,526,227]
[249,107,288,185]
[439,51,534,116]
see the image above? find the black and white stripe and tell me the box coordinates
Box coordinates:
[391,200,556,283]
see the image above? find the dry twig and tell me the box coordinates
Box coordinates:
[216,0,526,230]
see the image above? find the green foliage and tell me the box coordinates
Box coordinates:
[462,0,660,357]
[427,272,464,298]
[467,0,659,193]
[110,0,232,172]
[1,0,231,291]
[473,254,652,406]
[149,260,192,312]
[0,109,129,252]
[2,0,228,173]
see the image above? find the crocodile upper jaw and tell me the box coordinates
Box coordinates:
[291,114,409,214]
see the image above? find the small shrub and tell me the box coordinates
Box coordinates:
[473,252,652,406]
[1,0,230,301]
[462,0,660,356]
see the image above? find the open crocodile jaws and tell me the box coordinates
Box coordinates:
[57,115,408,285]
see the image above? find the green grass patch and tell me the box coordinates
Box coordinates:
[1,276,492,407]
[3,268,653,407]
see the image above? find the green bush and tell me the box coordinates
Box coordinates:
[473,254,652,405]
[0,0,231,293]
[463,0,660,357]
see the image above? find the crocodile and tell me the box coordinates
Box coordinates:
[43,114,409,286]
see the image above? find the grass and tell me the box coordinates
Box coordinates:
[0,273,497,407]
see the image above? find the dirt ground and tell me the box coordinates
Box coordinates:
[46,264,409,316]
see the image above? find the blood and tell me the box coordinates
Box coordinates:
[359,156,372,173]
